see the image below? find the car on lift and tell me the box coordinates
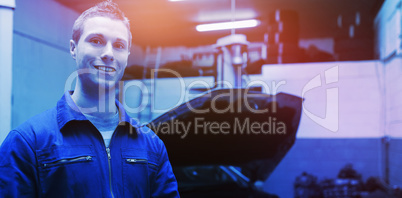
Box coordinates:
[148,89,303,198]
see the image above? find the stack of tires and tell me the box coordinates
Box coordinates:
[334,11,374,61]
[266,10,300,64]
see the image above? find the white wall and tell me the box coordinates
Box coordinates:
[256,61,384,138]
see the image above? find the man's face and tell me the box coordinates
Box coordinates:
[70,16,130,87]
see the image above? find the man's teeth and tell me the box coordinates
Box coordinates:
[96,66,115,72]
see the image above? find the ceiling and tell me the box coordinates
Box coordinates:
[55,0,383,47]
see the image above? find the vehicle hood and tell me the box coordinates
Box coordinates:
[148,88,303,181]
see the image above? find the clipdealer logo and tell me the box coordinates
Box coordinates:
[64,66,339,134]
[302,66,339,132]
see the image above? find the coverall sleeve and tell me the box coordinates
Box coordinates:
[151,140,180,198]
[0,130,38,197]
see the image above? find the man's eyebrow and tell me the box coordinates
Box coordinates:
[87,33,104,39]
[86,33,127,45]
[116,38,128,44]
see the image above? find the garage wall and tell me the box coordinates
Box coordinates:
[11,0,78,129]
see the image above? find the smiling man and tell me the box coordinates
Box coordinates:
[0,1,179,197]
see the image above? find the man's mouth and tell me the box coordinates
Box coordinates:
[94,66,116,72]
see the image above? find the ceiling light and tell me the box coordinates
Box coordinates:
[196,19,260,32]
[194,9,257,22]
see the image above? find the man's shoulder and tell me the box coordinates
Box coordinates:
[135,125,160,142]
[128,124,165,151]
[119,115,160,142]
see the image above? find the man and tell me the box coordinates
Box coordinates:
[0,1,179,197]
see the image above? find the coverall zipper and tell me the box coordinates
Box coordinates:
[106,147,114,198]
[43,156,92,167]
[126,158,158,168]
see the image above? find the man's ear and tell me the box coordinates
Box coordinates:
[70,40,77,60]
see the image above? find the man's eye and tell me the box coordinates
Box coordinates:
[90,39,102,45]
[114,43,125,49]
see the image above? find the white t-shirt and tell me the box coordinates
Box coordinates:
[84,112,119,147]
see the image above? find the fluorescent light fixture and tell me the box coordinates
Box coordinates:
[195,9,257,22]
[196,19,260,32]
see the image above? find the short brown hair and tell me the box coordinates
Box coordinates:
[72,0,132,49]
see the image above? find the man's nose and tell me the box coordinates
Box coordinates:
[101,42,114,62]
